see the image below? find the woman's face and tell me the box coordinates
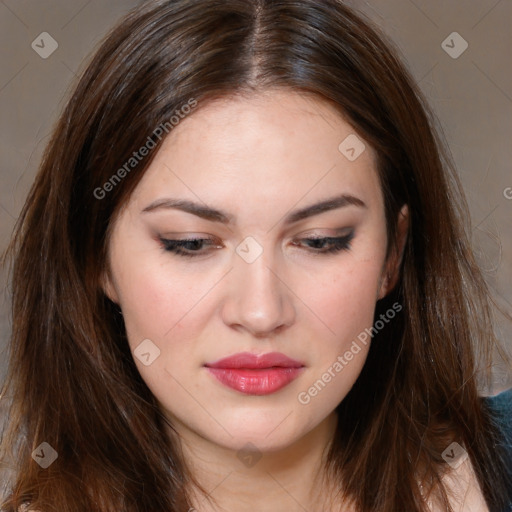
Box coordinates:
[104,90,403,453]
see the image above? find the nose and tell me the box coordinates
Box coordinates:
[221,241,296,338]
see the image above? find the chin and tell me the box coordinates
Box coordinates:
[208,416,305,452]
[221,433,298,454]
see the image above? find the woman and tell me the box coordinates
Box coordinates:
[1,0,511,510]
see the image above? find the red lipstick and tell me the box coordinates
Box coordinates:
[204,352,305,395]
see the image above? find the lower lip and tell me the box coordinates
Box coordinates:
[205,367,305,395]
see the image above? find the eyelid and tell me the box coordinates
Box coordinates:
[296,226,353,237]
[157,228,355,259]
[157,227,352,243]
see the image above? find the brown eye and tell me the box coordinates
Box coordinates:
[292,231,354,254]
[159,237,221,258]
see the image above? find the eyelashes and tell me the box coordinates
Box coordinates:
[159,237,221,258]
[294,232,354,254]
[158,231,354,259]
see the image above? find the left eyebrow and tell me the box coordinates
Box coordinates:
[141,193,366,226]
[283,194,366,225]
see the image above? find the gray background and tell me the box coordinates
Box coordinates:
[0,1,511,397]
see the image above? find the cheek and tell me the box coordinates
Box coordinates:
[113,264,209,401]
[300,255,384,344]
[293,259,382,410]
[114,256,211,344]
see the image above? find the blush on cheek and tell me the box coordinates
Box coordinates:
[308,271,381,340]
[117,271,177,331]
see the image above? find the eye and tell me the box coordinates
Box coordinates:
[159,237,221,258]
[159,231,354,258]
[291,231,354,255]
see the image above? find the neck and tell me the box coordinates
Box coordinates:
[171,411,347,512]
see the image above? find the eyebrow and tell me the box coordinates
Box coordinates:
[141,193,366,225]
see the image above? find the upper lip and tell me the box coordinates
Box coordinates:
[204,351,304,369]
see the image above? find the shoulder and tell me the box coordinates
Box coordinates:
[442,386,512,512]
[426,387,512,512]
[436,456,490,512]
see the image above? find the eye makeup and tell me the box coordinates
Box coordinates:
[158,229,355,259]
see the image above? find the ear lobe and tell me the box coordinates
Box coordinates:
[100,269,119,304]
[378,204,409,299]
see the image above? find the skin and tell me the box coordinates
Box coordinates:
[102,90,486,512]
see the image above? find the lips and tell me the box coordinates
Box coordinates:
[205,351,304,369]
[204,352,305,395]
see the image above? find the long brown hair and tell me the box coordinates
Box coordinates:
[1,0,510,510]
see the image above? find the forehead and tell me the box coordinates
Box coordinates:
[163,89,371,159]
[125,89,382,219]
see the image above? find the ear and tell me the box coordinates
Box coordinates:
[100,266,120,304]
[378,204,409,299]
